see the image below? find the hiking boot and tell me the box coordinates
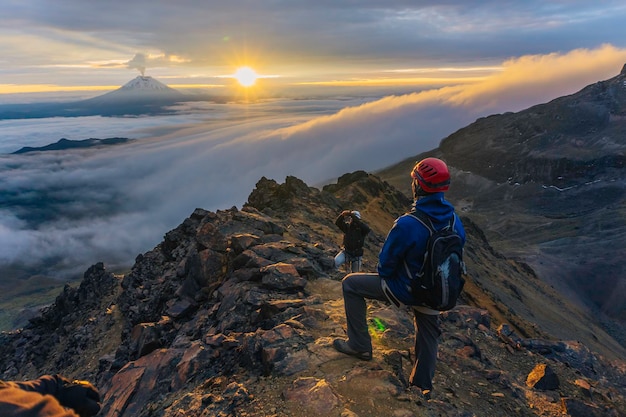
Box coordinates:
[332,338,372,361]
[407,386,432,404]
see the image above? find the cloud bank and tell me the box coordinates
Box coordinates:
[1,47,625,279]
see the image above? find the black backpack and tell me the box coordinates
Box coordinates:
[404,211,466,311]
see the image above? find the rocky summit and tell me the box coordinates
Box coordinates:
[0,172,624,417]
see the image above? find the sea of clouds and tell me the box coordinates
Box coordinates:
[1,46,625,279]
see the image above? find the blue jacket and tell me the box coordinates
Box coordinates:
[378,193,466,306]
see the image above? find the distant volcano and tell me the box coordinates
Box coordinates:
[0,76,191,119]
[84,76,187,104]
[56,75,191,117]
[120,75,177,91]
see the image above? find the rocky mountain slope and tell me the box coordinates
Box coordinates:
[1,172,624,416]
[12,137,131,154]
[378,64,626,354]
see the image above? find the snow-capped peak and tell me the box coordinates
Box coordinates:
[120,76,172,91]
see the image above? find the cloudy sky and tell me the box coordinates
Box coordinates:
[2,1,626,280]
[2,1,626,96]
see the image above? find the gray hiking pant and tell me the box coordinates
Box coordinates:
[341,273,388,353]
[409,311,441,391]
[341,272,441,391]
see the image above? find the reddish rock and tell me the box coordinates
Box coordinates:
[282,377,340,415]
[130,322,161,359]
[574,378,593,399]
[196,221,228,252]
[101,349,183,417]
[166,299,194,319]
[229,233,262,253]
[233,249,273,269]
[526,364,560,390]
[172,341,211,390]
[457,345,478,358]
[260,262,307,291]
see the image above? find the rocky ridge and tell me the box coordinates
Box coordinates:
[0,173,624,417]
[438,63,626,186]
[12,137,131,154]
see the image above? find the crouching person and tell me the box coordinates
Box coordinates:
[0,374,101,417]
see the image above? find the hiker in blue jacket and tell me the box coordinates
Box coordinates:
[333,157,466,399]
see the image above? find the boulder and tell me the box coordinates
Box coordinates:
[526,364,560,390]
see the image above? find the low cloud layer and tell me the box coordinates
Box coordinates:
[1,47,625,279]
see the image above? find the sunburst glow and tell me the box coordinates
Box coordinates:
[233,66,258,87]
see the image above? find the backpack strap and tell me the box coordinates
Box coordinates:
[406,210,434,236]
[381,279,404,309]
[402,211,432,282]
[402,211,457,281]
[409,212,466,276]
[407,210,455,234]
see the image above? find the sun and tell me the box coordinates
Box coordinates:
[233,66,258,87]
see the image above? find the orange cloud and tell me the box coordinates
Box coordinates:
[276,44,626,143]
[0,84,117,94]
[447,44,626,112]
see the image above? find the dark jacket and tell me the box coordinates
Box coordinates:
[0,375,100,417]
[335,213,371,257]
[0,375,78,417]
[378,193,466,306]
